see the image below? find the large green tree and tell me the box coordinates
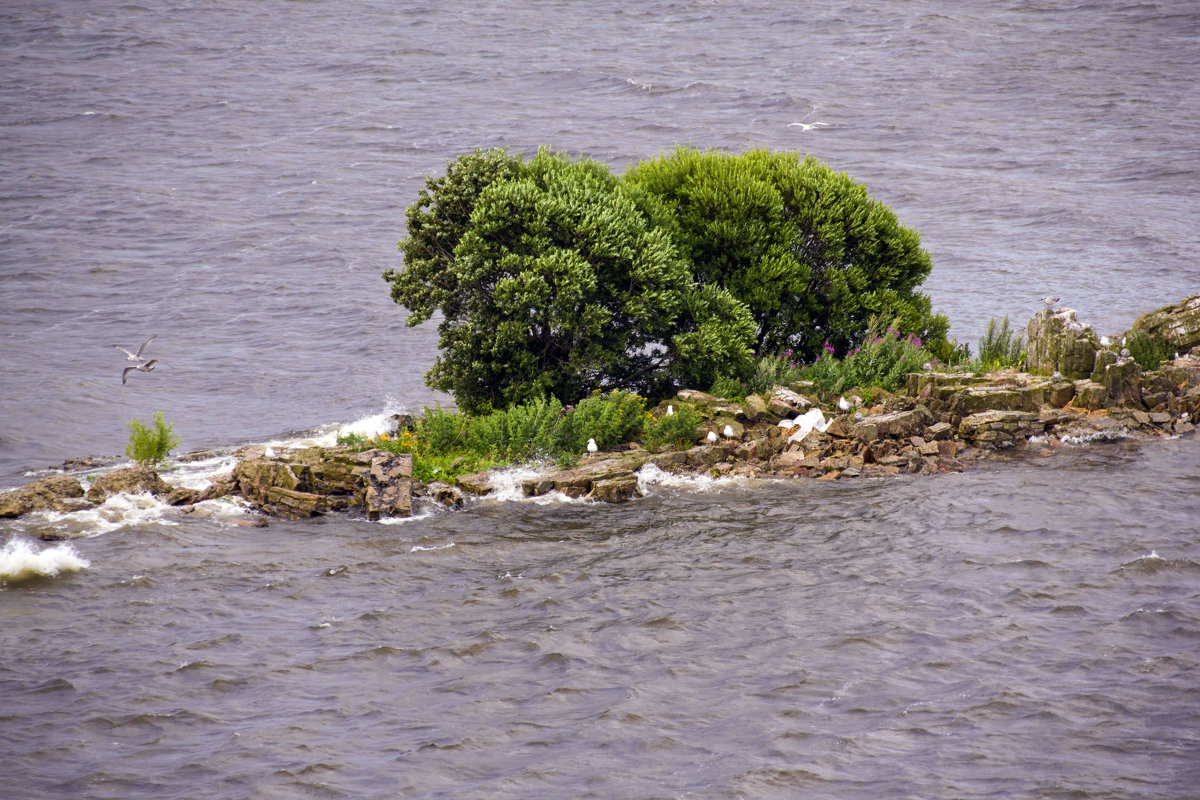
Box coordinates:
[385,148,755,412]
[623,147,948,360]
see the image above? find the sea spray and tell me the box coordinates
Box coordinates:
[1,539,89,584]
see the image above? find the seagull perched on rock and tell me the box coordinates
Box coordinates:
[586,438,598,453]
[706,430,718,444]
[667,405,674,416]
[115,335,156,362]
[723,424,736,439]
[1100,336,1113,347]
[1042,296,1059,309]
[121,359,157,385]
[837,396,852,412]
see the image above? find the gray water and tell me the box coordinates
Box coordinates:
[2,1,1199,797]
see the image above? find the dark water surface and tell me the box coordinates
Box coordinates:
[2,1,1199,797]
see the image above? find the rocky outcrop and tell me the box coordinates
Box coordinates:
[86,466,172,504]
[1026,308,1099,379]
[1133,294,1200,352]
[231,447,412,520]
[0,474,91,517]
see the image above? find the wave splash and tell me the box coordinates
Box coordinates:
[1,539,89,584]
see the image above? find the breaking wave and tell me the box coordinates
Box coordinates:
[0,539,89,584]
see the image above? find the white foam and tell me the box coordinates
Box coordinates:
[164,454,238,490]
[410,542,456,552]
[1059,427,1134,445]
[33,492,177,539]
[483,466,579,505]
[636,462,735,493]
[0,539,89,583]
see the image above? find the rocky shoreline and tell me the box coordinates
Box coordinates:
[4,296,1198,531]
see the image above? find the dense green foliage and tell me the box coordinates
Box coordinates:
[384,148,754,413]
[345,391,656,481]
[126,411,180,467]
[975,315,1025,370]
[643,403,703,450]
[803,328,930,396]
[1126,328,1174,371]
[387,146,948,411]
[623,147,949,361]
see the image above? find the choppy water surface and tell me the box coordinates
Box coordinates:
[2,1,1199,797]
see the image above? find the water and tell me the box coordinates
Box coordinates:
[2,1,1199,797]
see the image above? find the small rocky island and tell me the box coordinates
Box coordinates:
[4,296,1199,530]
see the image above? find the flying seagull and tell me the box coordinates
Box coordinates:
[787,121,832,131]
[115,335,156,362]
[122,359,157,385]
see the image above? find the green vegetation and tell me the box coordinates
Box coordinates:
[1126,328,1174,371]
[384,147,754,414]
[624,147,949,362]
[340,391,659,481]
[974,315,1025,371]
[386,146,948,413]
[125,411,180,468]
[803,326,930,396]
[643,403,703,450]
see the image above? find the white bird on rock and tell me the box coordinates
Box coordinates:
[587,438,598,453]
[115,335,156,362]
[667,405,674,416]
[1043,296,1059,309]
[837,396,851,412]
[723,424,736,438]
[706,430,718,444]
[121,359,157,385]
[1100,336,1113,347]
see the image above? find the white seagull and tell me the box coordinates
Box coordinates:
[122,359,157,385]
[586,438,598,453]
[1042,296,1059,309]
[115,335,156,362]
[1100,336,1113,347]
[787,121,832,131]
[706,430,718,444]
[667,405,674,416]
[837,396,852,412]
[723,424,736,438]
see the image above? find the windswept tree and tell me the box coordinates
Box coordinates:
[623,147,948,360]
[384,148,755,412]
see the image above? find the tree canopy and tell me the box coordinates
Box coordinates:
[385,146,948,411]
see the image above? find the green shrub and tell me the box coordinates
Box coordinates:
[125,411,180,468]
[976,315,1025,370]
[556,390,646,453]
[1127,329,1174,371]
[384,147,755,413]
[802,327,929,396]
[623,147,949,363]
[643,404,703,450]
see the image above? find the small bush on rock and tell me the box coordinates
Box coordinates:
[804,327,928,396]
[1127,329,1174,371]
[126,411,180,468]
[644,404,703,450]
[976,315,1025,370]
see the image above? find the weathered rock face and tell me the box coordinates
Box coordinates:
[1133,293,1200,351]
[1026,308,1099,380]
[0,474,90,517]
[86,466,172,504]
[522,454,647,500]
[850,408,932,443]
[231,448,413,520]
[958,410,1047,448]
[364,452,412,520]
